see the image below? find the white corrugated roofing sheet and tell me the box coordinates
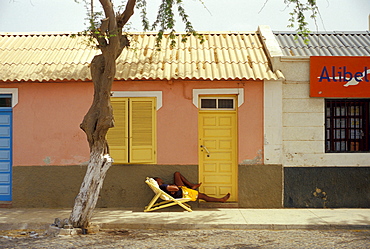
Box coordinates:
[0,32,282,82]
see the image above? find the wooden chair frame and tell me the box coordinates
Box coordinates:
[144,177,192,212]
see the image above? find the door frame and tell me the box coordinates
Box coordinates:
[197,94,238,201]
[0,89,18,202]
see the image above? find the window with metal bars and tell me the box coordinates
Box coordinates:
[325,99,370,153]
[200,97,235,110]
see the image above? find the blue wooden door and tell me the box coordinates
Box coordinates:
[0,107,12,201]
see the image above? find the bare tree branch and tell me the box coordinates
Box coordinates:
[99,0,117,32]
[117,0,136,28]
[100,17,110,33]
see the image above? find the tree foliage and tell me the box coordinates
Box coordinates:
[75,0,205,48]
[76,0,319,48]
[284,0,319,42]
[136,0,204,47]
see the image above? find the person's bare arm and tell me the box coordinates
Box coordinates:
[166,185,179,192]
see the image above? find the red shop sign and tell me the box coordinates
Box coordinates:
[310,56,370,97]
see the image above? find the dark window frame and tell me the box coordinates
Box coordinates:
[325,99,370,153]
[0,94,12,108]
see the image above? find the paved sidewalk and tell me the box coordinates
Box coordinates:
[0,208,369,231]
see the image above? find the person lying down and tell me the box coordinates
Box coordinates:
[154,171,230,202]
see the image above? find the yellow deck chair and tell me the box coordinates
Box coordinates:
[144,177,192,212]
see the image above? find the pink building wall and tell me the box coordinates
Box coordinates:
[10,82,91,166]
[3,79,263,166]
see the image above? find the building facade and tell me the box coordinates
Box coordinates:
[0,31,283,208]
[3,28,367,209]
[260,26,370,208]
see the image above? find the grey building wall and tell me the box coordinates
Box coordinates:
[12,164,284,208]
[284,167,370,208]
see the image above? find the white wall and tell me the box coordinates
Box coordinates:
[264,80,283,165]
[259,25,370,167]
[276,57,370,166]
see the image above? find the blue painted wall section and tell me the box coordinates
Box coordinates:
[0,108,12,201]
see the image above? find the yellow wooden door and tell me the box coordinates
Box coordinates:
[198,111,238,201]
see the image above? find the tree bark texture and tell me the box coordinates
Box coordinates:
[69,0,135,229]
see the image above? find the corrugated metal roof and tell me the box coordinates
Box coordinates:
[0,32,282,82]
[273,31,370,56]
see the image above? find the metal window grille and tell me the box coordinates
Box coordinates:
[200,97,235,110]
[325,99,370,153]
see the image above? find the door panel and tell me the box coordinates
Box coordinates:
[0,108,12,201]
[130,98,156,163]
[108,98,129,163]
[199,111,237,201]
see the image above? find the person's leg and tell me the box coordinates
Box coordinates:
[198,192,230,202]
[173,171,201,189]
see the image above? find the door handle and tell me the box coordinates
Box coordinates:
[200,145,210,157]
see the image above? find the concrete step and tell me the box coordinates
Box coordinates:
[198,202,239,208]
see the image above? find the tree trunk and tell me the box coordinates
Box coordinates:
[69,54,115,229]
[69,143,112,229]
[69,0,135,230]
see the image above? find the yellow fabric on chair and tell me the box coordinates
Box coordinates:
[144,177,193,212]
